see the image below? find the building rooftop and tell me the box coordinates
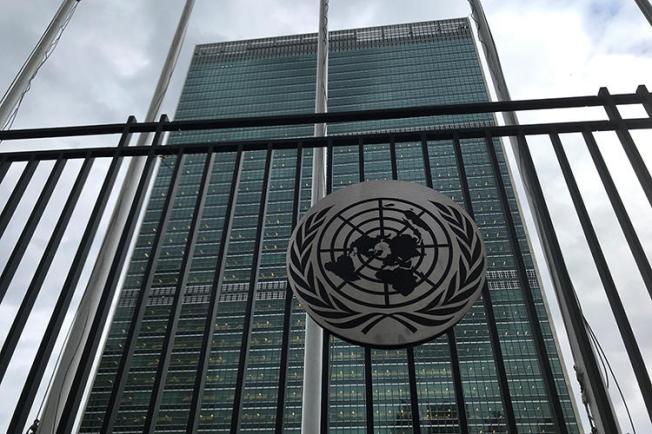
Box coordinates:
[194,17,471,59]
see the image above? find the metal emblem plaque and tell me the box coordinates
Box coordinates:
[287,180,486,348]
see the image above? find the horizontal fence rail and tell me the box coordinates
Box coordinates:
[0,86,650,433]
[1,119,652,162]
[0,89,648,141]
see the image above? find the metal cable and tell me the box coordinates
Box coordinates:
[584,316,637,434]
[23,303,86,434]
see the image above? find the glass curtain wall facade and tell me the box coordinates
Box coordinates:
[81,18,580,433]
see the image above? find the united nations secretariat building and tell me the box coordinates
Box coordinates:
[78,18,581,433]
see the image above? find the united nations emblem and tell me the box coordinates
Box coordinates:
[287,181,486,347]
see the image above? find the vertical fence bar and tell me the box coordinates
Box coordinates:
[320,329,331,434]
[55,118,164,434]
[550,132,652,420]
[6,117,136,434]
[0,156,65,304]
[358,138,374,434]
[230,145,273,434]
[358,137,365,181]
[389,137,421,433]
[637,85,652,117]
[406,347,422,434]
[513,131,620,432]
[0,157,10,185]
[447,331,468,434]
[483,132,568,434]
[443,332,465,432]
[419,137,432,187]
[448,135,517,433]
[320,140,334,434]
[274,143,303,434]
[0,157,92,382]
[188,148,243,432]
[101,147,186,433]
[326,140,333,195]
[144,150,215,433]
[599,87,652,207]
[0,158,38,239]
[389,137,398,180]
[363,347,374,434]
[582,129,652,300]
[420,137,468,433]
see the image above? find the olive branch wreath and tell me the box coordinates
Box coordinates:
[287,202,485,338]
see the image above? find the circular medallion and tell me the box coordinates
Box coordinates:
[287,180,486,348]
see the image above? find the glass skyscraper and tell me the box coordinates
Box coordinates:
[81,18,581,433]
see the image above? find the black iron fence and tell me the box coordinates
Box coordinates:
[0,86,650,433]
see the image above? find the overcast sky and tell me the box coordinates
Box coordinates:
[0,0,651,432]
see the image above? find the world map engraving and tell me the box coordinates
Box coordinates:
[287,181,487,348]
[325,207,429,296]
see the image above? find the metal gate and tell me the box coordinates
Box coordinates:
[0,86,651,433]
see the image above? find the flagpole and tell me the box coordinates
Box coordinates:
[36,1,195,432]
[634,0,652,26]
[302,0,329,432]
[467,1,621,432]
[0,0,80,130]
